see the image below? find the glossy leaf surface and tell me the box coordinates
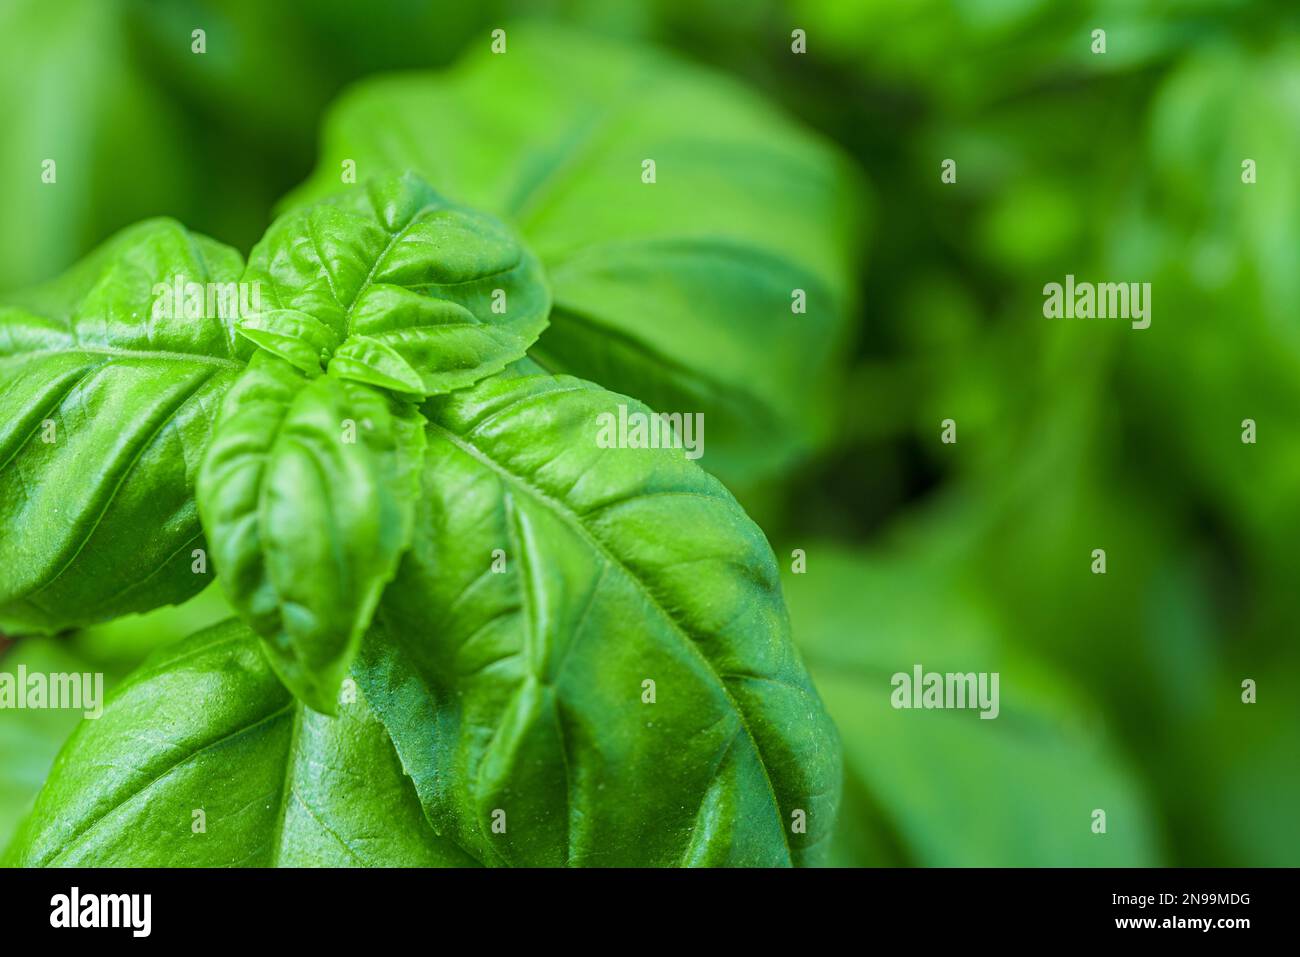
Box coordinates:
[197,353,426,714]
[0,220,249,632]
[241,172,549,398]
[358,373,840,866]
[3,620,475,867]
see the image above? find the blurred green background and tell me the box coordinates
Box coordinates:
[2,0,1297,866]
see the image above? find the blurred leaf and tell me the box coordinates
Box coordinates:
[1207,676,1300,867]
[1147,39,1300,333]
[0,639,121,850]
[783,544,1161,865]
[0,0,193,290]
[72,581,235,670]
[790,0,1281,107]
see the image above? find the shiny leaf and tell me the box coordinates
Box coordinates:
[197,352,426,714]
[241,172,549,397]
[3,619,475,866]
[357,373,840,866]
[0,219,249,633]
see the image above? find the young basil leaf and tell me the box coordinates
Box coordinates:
[283,24,866,481]
[196,352,426,714]
[0,219,251,634]
[240,172,550,397]
[356,373,840,866]
[2,619,477,866]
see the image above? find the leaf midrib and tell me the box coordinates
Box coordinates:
[26,365,225,607]
[2,344,245,369]
[321,199,526,344]
[44,699,294,866]
[426,416,794,863]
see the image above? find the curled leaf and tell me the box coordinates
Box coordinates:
[197,353,425,713]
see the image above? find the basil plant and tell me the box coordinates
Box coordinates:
[0,26,861,867]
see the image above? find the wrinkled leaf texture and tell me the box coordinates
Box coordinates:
[241,173,550,397]
[0,220,249,633]
[6,375,842,867]
[359,373,840,866]
[196,352,426,714]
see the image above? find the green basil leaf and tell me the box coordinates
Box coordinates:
[2,619,476,866]
[197,352,426,714]
[784,546,1159,866]
[0,219,250,633]
[241,172,549,397]
[284,24,865,480]
[356,373,840,866]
